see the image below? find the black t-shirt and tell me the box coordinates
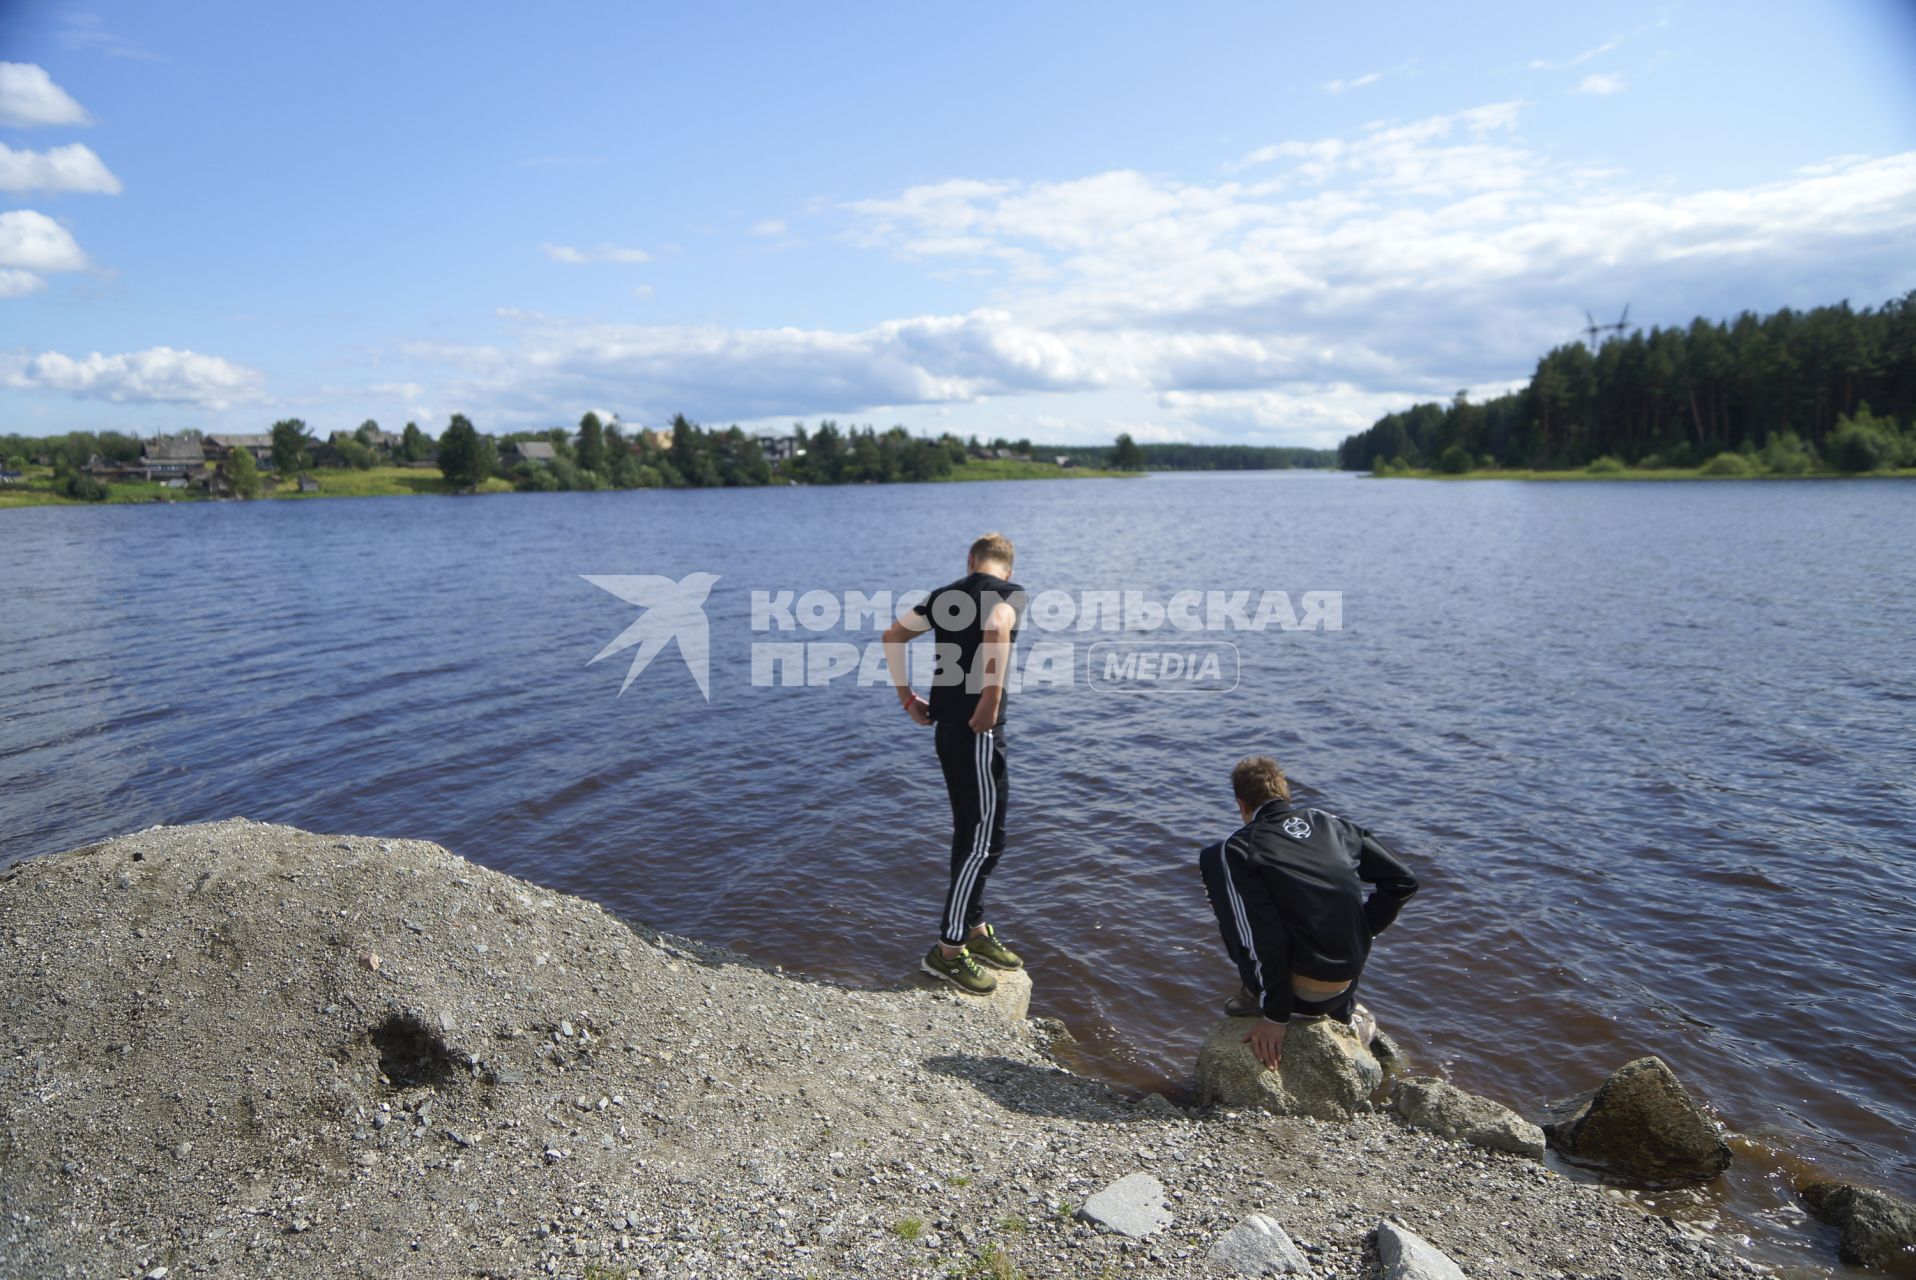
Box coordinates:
[912,571,1026,727]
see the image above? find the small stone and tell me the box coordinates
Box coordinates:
[1208,1213,1310,1275]
[1374,1220,1468,1280]
[1079,1172,1174,1238]
[1390,1077,1544,1160]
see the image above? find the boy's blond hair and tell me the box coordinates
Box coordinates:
[969,532,1015,571]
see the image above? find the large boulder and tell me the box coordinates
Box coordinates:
[1374,1220,1469,1280]
[1389,1077,1544,1160]
[1208,1213,1310,1275]
[1801,1181,1916,1269]
[1542,1056,1731,1184]
[1197,1016,1383,1121]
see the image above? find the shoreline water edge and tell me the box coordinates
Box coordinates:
[6,821,1911,1279]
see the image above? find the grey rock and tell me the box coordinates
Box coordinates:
[1801,1180,1916,1269]
[1542,1056,1731,1184]
[1078,1172,1173,1238]
[1390,1077,1544,1160]
[1375,1220,1469,1280]
[1208,1213,1311,1275]
[908,964,1032,1025]
[1196,1017,1383,1121]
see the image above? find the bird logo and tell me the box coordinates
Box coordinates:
[582,572,721,700]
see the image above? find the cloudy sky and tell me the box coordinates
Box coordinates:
[3,1,1914,447]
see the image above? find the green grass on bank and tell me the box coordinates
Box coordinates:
[1372,465,1916,481]
[267,466,514,498]
[934,457,1136,482]
[0,458,1127,510]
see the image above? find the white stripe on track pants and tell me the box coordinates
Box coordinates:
[934,721,1007,947]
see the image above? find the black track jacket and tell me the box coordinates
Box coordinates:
[1209,799,1419,1022]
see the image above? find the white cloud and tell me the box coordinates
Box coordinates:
[540,242,651,264]
[632,284,654,299]
[751,219,787,236]
[1574,73,1626,96]
[59,12,162,61]
[409,306,1104,426]
[379,104,1916,445]
[1530,40,1618,71]
[1,347,265,407]
[1325,71,1383,94]
[0,143,123,194]
[0,269,46,298]
[0,210,90,294]
[0,63,92,127]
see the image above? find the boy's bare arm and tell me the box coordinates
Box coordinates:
[966,601,1017,734]
[882,614,933,725]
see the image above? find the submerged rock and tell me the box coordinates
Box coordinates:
[1374,1219,1469,1280]
[1208,1213,1311,1275]
[1078,1172,1173,1238]
[1801,1180,1916,1269]
[1389,1077,1544,1160]
[1196,1017,1383,1121]
[1542,1056,1731,1184]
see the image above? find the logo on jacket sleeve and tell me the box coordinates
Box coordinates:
[1282,816,1313,839]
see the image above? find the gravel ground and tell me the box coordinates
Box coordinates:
[0,820,1761,1280]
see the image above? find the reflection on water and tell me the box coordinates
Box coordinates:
[3,471,1913,1277]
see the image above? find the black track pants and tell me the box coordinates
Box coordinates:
[934,721,1007,946]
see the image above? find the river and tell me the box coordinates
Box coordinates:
[2,471,1911,1276]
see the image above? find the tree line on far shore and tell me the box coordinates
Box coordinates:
[1338,292,1916,475]
[4,413,1341,504]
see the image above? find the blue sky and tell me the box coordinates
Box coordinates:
[3,0,1914,447]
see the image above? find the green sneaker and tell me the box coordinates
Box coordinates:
[965,924,1024,971]
[922,944,997,995]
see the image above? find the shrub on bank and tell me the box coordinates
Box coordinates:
[1759,431,1818,475]
[1701,452,1757,477]
[1825,406,1908,473]
[1438,445,1473,474]
[1585,455,1625,474]
[55,470,109,501]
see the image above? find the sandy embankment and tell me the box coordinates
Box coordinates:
[0,821,1755,1279]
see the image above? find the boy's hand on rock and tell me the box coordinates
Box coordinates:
[1244,1018,1287,1070]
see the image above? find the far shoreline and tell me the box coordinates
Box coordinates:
[0,457,1150,511]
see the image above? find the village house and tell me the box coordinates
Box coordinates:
[357,427,401,456]
[756,434,803,463]
[499,440,558,469]
[138,436,210,480]
[204,434,275,466]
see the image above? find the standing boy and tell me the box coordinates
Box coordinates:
[882,533,1027,994]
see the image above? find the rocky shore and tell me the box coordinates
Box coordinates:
[1,821,1769,1279]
